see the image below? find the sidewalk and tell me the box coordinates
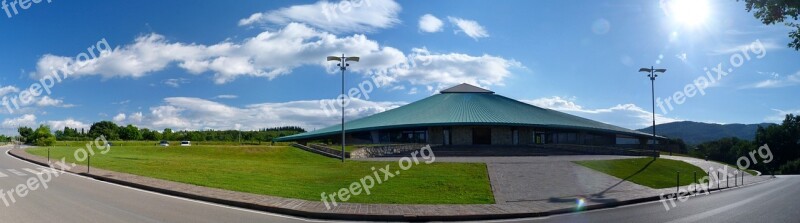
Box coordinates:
[7,147,775,221]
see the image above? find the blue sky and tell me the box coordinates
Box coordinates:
[0,0,798,135]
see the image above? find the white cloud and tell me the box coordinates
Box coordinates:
[36,96,74,108]
[30,34,217,80]
[0,85,20,96]
[386,48,522,87]
[47,119,89,131]
[137,97,405,131]
[710,39,781,55]
[32,24,406,84]
[419,14,443,33]
[238,0,401,34]
[238,13,264,26]
[2,114,37,129]
[408,87,417,95]
[741,71,800,89]
[447,16,489,40]
[163,78,190,88]
[213,94,238,99]
[30,23,520,88]
[766,108,800,122]
[113,113,127,123]
[129,112,144,123]
[523,96,680,129]
[524,96,582,111]
[389,85,405,91]
[112,100,131,105]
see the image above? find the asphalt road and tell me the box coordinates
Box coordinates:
[0,146,322,223]
[479,175,800,223]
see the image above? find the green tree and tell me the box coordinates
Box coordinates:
[163,128,173,141]
[779,158,800,174]
[89,121,120,140]
[17,126,34,144]
[141,128,159,141]
[119,124,142,140]
[739,0,800,50]
[31,125,56,146]
[755,114,800,173]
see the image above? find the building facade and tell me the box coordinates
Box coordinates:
[277,84,657,146]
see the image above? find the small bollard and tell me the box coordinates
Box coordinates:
[726,172,729,188]
[676,171,680,194]
[693,171,697,194]
[735,172,738,186]
[47,147,50,163]
[717,172,720,189]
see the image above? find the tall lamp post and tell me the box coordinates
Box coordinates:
[639,66,666,158]
[327,54,359,162]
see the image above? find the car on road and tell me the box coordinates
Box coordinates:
[159,140,169,147]
[180,141,191,146]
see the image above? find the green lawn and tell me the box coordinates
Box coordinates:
[52,141,295,147]
[27,145,493,204]
[574,158,706,189]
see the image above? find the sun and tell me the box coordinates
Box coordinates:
[663,0,710,28]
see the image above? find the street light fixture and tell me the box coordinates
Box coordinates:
[639,66,666,158]
[328,54,359,162]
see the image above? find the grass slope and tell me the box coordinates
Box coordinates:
[27,145,494,204]
[574,158,706,189]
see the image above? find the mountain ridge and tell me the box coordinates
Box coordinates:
[636,121,775,145]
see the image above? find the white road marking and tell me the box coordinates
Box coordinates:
[7,168,26,176]
[22,168,42,175]
[0,170,6,177]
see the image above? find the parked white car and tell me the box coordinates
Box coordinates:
[159,140,169,147]
[180,141,191,146]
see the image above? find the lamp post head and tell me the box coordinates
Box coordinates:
[328,55,359,70]
[639,67,666,80]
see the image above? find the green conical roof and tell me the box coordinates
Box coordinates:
[277,84,654,141]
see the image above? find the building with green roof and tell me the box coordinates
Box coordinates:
[276,83,658,146]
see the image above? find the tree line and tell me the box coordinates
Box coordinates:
[689,114,800,174]
[15,120,305,145]
[14,125,57,146]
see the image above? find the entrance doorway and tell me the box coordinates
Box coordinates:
[534,132,546,144]
[472,128,491,145]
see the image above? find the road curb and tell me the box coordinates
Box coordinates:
[4,147,777,222]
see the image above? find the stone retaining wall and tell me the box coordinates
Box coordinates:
[291,143,349,159]
[350,144,434,158]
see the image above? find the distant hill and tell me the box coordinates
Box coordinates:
[637,121,775,145]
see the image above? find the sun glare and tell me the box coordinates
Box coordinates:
[665,0,710,27]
